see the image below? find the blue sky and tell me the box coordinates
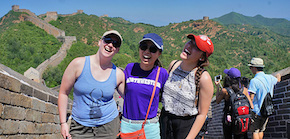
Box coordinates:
[1,0,290,26]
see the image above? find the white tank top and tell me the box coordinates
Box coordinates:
[162,66,198,116]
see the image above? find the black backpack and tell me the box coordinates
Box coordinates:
[226,87,252,135]
[257,78,275,117]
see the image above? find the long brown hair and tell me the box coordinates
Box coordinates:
[195,53,209,99]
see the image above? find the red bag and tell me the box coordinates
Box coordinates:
[118,67,161,139]
[119,126,146,139]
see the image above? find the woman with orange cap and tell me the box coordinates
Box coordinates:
[160,34,214,139]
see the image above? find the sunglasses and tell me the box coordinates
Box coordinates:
[139,43,159,53]
[103,37,120,48]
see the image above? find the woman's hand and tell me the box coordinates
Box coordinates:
[60,123,71,139]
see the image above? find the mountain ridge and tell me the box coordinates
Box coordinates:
[213,12,290,36]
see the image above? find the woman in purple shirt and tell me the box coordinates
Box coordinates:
[121,33,169,139]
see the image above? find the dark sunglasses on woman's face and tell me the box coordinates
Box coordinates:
[139,43,159,53]
[103,37,120,48]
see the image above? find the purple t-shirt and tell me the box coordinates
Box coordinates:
[123,63,168,120]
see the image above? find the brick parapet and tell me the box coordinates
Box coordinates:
[0,64,72,138]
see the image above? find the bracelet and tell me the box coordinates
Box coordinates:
[60,122,66,125]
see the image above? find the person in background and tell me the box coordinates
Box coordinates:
[247,57,281,139]
[241,77,250,88]
[215,67,253,139]
[160,34,214,139]
[58,30,125,139]
[121,33,169,139]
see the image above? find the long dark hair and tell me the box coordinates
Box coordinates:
[154,58,163,67]
[241,77,250,88]
[223,75,242,92]
[195,53,209,93]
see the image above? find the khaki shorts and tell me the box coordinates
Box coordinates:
[249,112,269,133]
[70,116,120,139]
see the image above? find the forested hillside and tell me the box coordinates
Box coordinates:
[0,11,289,88]
[213,12,290,36]
[0,11,61,74]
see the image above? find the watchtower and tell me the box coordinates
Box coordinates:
[46,11,58,21]
[77,10,83,14]
[12,5,20,11]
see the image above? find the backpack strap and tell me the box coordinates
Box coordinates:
[225,87,234,97]
[225,87,244,112]
[225,87,236,104]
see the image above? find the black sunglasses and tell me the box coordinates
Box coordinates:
[103,37,120,48]
[139,43,159,53]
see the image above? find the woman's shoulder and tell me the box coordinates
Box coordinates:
[200,70,212,81]
[70,56,86,67]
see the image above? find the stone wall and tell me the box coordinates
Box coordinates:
[12,5,77,81]
[206,67,290,139]
[18,9,37,17]
[22,14,65,38]
[36,36,76,78]
[0,64,73,139]
[12,6,65,38]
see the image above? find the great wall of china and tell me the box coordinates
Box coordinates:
[12,5,77,83]
[0,5,290,139]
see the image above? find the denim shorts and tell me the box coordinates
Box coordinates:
[120,116,160,139]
